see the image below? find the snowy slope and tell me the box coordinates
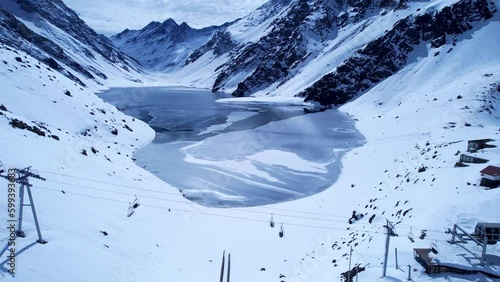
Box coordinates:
[0,0,143,87]
[1,29,499,280]
[130,0,498,105]
[0,0,499,281]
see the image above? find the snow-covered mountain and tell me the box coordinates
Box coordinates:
[116,0,498,106]
[110,19,233,71]
[0,0,143,87]
[1,0,500,281]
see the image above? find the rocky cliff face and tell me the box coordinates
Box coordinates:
[109,0,497,107]
[212,0,403,96]
[299,0,497,105]
[0,0,141,86]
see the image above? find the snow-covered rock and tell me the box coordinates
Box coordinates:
[0,0,142,87]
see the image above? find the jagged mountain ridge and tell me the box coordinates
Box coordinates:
[300,0,498,105]
[0,0,142,86]
[212,0,404,96]
[111,19,233,71]
[112,0,498,107]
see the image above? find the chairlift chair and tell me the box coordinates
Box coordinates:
[430,241,439,254]
[132,195,140,209]
[127,203,135,217]
[279,223,284,238]
[270,214,275,228]
[407,227,415,243]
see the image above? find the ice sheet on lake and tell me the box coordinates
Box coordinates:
[136,109,364,207]
[198,111,259,135]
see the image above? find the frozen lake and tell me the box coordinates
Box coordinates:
[100,87,365,207]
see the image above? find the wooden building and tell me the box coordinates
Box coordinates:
[480,165,500,188]
[468,139,495,153]
[474,223,500,244]
[460,154,489,164]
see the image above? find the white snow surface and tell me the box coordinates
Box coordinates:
[0,1,500,282]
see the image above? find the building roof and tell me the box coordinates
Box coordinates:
[469,138,494,143]
[477,222,500,229]
[480,165,500,176]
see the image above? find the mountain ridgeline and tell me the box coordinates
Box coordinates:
[110,0,497,106]
[0,0,142,86]
[300,0,497,105]
[212,0,406,97]
[111,19,234,71]
[0,0,496,104]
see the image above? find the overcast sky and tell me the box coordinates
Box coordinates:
[64,0,268,36]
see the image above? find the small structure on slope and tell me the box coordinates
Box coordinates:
[460,154,489,164]
[475,223,500,244]
[414,222,500,278]
[479,165,500,188]
[468,139,495,153]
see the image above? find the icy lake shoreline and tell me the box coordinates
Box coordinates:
[99,87,365,207]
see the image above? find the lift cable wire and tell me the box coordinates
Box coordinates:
[0,161,447,235]
[36,169,353,219]
[34,185,392,235]
[41,177,447,234]
[33,184,452,243]
[42,179,355,224]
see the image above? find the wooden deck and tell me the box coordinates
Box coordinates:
[414,248,449,274]
[413,248,500,278]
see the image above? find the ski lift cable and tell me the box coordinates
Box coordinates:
[39,171,182,196]
[32,186,454,242]
[41,178,353,223]
[33,185,389,235]
[0,174,446,235]
[36,169,353,219]
[32,185,455,242]
[5,175,448,235]
[1,163,448,235]
[0,153,22,167]
[42,179,350,223]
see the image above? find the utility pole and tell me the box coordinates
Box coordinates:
[356,264,359,282]
[382,220,397,277]
[219,251,225,282]
[1,167,47,244]
[219,251,231,282]
[347,246,352,282]
[227,253,231,282]
[395,248,399,269]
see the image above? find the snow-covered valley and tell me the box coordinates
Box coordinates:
[1,0,500,281]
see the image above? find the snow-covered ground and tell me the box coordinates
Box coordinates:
[1,3,500,282]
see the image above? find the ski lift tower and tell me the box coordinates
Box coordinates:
[0,167,47,244]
